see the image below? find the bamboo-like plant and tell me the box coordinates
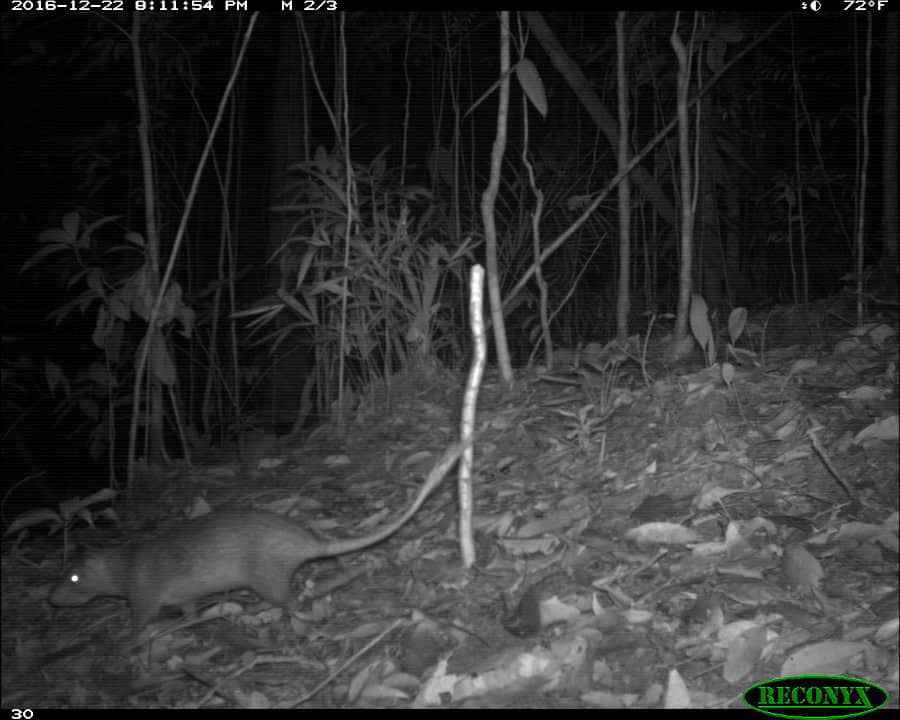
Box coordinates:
[240,146,476,421]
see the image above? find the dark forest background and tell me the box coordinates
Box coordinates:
[1,11,896,515]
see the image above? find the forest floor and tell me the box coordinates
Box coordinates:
[3,298,898,708]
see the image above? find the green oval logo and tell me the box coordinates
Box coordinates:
[743,675,888,719]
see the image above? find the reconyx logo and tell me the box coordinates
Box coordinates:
[743,675,888,719]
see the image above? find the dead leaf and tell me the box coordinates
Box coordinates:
[781,640,868,676]
[723,625,766,683]
[782,544,824,590]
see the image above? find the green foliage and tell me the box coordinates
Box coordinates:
[239,147,476,414]
[22,212,195,457]
[4,487,118,541]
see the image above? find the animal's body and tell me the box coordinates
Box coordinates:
[50,443,463,628]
